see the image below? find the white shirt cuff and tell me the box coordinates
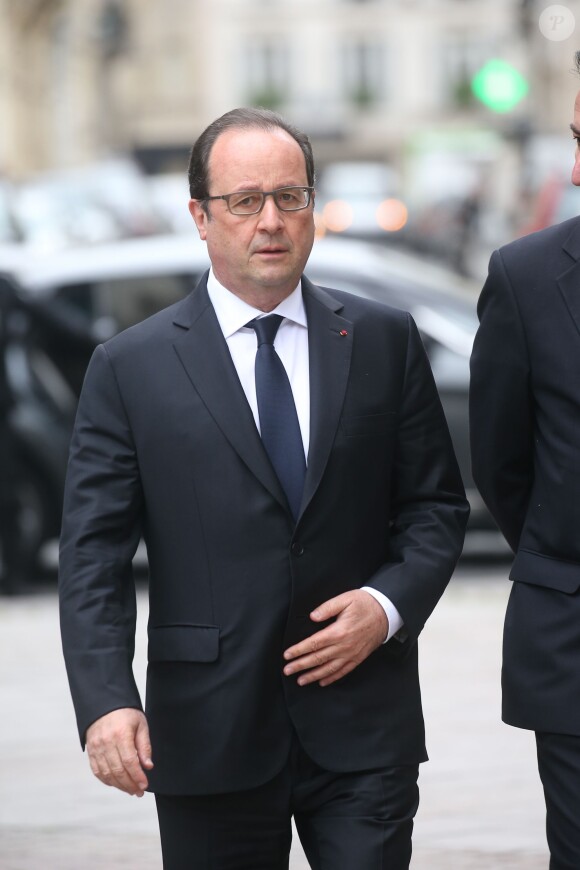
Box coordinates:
[361,586,405,643]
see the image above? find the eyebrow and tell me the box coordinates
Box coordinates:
[570,123,580,136]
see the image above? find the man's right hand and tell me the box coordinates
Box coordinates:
[85,708,153,797]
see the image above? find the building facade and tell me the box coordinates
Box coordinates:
[0,0,578,183]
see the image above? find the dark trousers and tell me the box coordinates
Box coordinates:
[155,739,419,870]
[536,732,580,870]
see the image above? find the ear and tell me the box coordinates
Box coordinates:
[189,199,209,240]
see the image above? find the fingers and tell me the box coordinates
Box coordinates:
[86,708,153,797]
[135,718,154,771]
[283,590,388,687]
[289,653,354,687]
[284,641,343,686]
[283,595,352,665]
[309,591,351,623]
[283,627,359,686]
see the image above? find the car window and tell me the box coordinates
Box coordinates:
[54,272,199,335]
[94,274,194,331]
[53,282,96,324]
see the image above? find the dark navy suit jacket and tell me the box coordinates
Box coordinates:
[60,273,468,794]
[471,216,580,734]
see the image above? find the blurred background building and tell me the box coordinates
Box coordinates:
[1,0,580,260]
[1,0,580,583]
[0,4,575,167]
[1,0,579,240]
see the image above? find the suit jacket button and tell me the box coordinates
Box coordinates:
[291,542,304,557]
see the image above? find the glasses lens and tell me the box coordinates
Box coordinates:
[275,187,310,211]
[228,192,264,214]
[226,188,311,214]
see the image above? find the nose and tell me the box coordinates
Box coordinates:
[257,193,285,231]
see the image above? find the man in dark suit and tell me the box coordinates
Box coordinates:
[59,107,468,870]
[470,55,580,870]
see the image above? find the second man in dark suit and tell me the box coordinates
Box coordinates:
[470,53,580,870]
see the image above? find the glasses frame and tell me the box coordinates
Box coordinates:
[202,186,315,216]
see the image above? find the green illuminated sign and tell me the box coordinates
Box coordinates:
[471,59,529,113]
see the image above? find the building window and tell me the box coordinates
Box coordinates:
[242,38,290,109]
[341,40,386,109]
[439,38,496,109]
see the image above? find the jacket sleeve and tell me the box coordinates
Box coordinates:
[58,343,144,746]
[469,249,534,552]
[367,313,470,646]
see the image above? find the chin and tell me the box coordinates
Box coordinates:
[254,266,296,286]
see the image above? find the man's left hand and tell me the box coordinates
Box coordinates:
[282,590,388,687]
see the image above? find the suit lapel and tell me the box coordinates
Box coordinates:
[172,275,289,513]
[171,273,354,523]
[558,219,580,339]
[301,277,353,517]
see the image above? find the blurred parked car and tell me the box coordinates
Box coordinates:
[315,161,408,240]
[0,181,21,245]
[15,233,491,545]
[404,190,509,284]
[10,158,168,254]
[0,275,82,577]
[146,172,193,234]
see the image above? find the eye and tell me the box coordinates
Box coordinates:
[278,188,302,204]
[230,192,261,210]
[573,135,580,148]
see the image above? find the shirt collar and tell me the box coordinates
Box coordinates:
[206,268,307,339]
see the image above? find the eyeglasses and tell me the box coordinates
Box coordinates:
[202,186,314,216]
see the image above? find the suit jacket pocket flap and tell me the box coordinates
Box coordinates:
[340,412,397,437]
[148,624,219,662]
[510,549,580,594]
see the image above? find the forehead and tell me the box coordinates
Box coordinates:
[207,127,307,188]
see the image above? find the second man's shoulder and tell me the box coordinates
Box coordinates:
[494,213,580,271]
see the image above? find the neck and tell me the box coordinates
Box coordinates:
[215,276,297,312]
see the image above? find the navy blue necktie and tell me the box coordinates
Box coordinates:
[248,315,306,521]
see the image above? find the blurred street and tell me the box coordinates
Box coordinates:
[0,560,549,869]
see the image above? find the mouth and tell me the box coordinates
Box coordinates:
[254,245,289,257]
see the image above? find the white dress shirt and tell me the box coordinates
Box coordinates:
[206,269,403,642]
